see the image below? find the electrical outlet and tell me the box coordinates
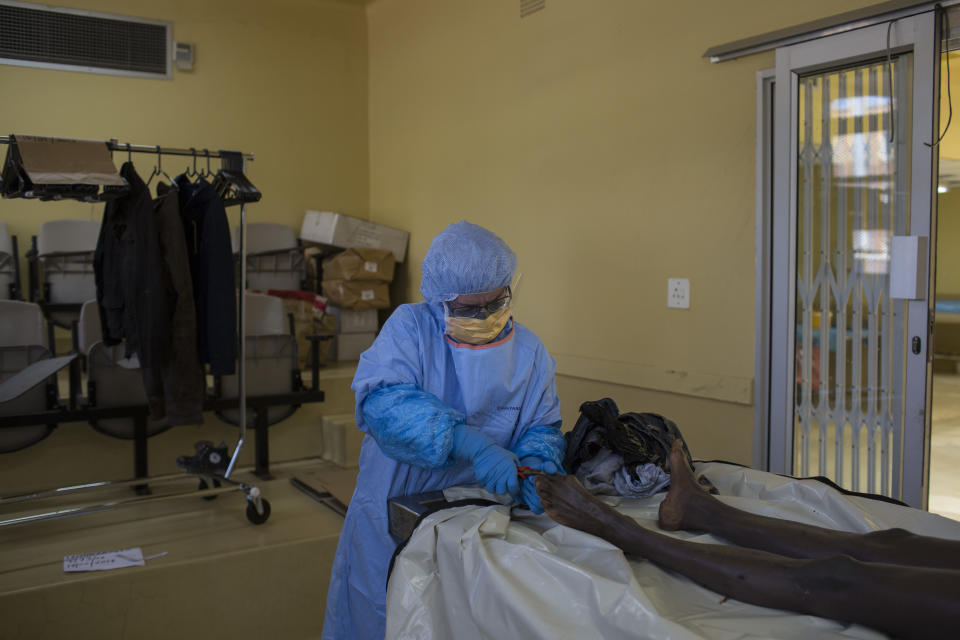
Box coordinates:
[668,278,690,309]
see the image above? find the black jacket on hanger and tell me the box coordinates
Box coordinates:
[95,163,167,367]
[175,173,237,375]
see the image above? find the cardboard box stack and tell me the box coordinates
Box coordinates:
[300,210,409,294]
[320,247,396,361]
[299,211,409,361]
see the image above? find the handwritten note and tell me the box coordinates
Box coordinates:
[63,547,145,573]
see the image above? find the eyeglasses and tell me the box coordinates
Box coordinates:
[445,288,512,319]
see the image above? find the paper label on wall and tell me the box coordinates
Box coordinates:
[361,290,375,301]
[63,547,145,572]
[364,261,379,273]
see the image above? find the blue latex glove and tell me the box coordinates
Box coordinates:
[520,477,544,514]
[452,425,521,501]
[519,455,563,513]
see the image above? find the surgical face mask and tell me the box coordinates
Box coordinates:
[445,304,511,345]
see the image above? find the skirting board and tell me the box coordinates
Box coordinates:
[554,353,753,406]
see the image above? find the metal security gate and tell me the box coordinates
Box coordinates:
[769,11,938,507]
[793,60,910,495]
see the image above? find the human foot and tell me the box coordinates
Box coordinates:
[534,474,632,540]
[658,440,713,531]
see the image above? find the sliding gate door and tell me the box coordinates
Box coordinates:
[770,12,938,507]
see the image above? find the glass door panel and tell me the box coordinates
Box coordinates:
[793,59,912,496]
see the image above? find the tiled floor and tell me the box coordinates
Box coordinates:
[930,373,960,521]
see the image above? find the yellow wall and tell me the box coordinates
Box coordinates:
[937,189,960,296]
[366,0,881,464]
[937,52,960,298]
[2,0,369,279]
[938,52,960,160]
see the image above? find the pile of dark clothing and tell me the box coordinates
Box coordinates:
[563,398,693,498]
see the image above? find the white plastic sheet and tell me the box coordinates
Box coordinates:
[386,461,960,640]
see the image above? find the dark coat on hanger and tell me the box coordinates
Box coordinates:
[94,163,204,425]
[175,173,236,375]
[150,182,205,424]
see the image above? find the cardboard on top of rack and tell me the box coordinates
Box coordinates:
[14,135,125,186]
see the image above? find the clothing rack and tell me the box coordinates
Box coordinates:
[0,136,255,162]
[0,134,253,480]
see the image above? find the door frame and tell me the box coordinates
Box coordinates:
[757,12,939,507]
[754,68,776,472]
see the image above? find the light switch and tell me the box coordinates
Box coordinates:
[668,278,690,309]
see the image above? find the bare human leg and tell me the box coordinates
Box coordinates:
[658,440,960,570]
[534,473,960,639]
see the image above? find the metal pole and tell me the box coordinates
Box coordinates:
[0,136,253,162]
[225,200,247,479]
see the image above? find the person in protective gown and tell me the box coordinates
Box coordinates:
[322,221,565,639]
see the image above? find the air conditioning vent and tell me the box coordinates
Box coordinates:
[520,0,545,18]
[0,1,170,78]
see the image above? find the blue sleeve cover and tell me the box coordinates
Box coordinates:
[360,383,465,469]
[511,424,565,468]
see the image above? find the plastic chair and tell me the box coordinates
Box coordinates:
[0,221,19,300]
[0,300,60,452]
[75,300,165,439]
[76,298,102,356]
[215,292,301,427]
[85,342,166,439]
[0,299,45,347]
[33,219,100,328]
[232,223,305,292]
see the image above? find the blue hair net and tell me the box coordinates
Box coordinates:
[420,221,517,305]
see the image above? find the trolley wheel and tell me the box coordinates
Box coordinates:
[246,498,271,525]
[198,478,222,500]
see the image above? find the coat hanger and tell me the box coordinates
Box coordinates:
[146,145,175,189]
[211,150,260,207]
[184,147,199,179]
[196,148,212,182]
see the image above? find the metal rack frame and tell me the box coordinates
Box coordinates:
[2,135,254,474]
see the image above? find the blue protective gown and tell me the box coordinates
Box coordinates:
[321,302,563,640]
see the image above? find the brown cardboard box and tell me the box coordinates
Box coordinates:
[322,247,396,283]
[322,279,390,310]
